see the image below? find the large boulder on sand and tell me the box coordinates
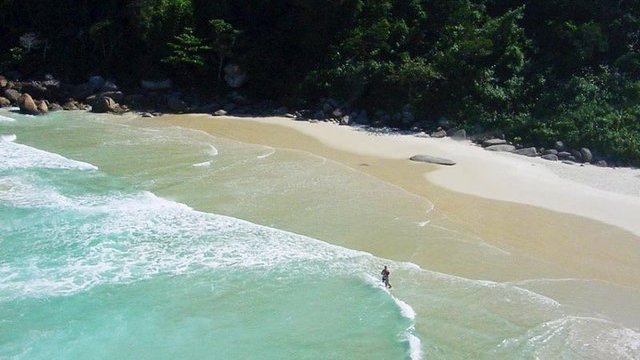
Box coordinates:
[482,138,507,147]
[18,93,40,115]
[410,154,456,166]
[513,147,538,156]
[580,147,593,163]
[485,144,516,152]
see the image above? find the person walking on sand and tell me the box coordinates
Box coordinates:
[381,266,392,288]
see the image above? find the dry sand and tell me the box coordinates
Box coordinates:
[159,114,640,288]
[237,116,640,237]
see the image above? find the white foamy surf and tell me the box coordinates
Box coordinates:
[0,140,98,171]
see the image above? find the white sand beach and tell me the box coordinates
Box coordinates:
[245,117,640,236]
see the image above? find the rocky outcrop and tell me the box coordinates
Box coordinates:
[410,154,456,166]
[18,93,41,115]
[0,97,10,107]
[485,144,516,152]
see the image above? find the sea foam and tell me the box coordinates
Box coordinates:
[0,140,98,171]
[0,114,16,122]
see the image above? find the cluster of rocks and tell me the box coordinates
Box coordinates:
[0,74,127,115]
[475,137,609,167]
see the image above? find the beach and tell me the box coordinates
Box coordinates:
[3,109,640,359]
[160,114,640,286]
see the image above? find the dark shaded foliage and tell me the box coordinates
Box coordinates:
[0,0,638,163]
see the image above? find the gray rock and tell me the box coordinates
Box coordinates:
[571,150,584,163]
[213,109,227,116]
[557,151,572,160]
[431,130,447,138]
[312,110,325,120]
[0,75,6,88]
[485,144,516,152]
[514,147,538,156]
[18,93,40,115]
[62,100,80,111]
[482,138,507,147]
[141,112,154,118]
[4,88,21,103]
[100,91,124,104]
[580,147,593,163]
[36,100,48,114]
[562,160,575,165]
[542,149,558,155]
[415,132,430,138]
[451,129,466,140]
[339,115,350,125]
[410,154,456,166]
[541,154,558,161]
[0,96,10,107]
[91,96,117,113]
[555,141,565,151]
[284,113,296,118]
[595,160,608,167]
[48,103,63,112]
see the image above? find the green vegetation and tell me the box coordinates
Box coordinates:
[0,0,638,163]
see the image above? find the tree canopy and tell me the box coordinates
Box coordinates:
[0,0,638,163]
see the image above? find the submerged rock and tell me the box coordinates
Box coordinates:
[410,154,456,166]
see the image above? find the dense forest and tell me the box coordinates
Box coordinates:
[1,0,639,163]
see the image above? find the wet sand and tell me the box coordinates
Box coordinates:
[159,114,640,290]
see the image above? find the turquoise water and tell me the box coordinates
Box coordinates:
[1,110,639,359]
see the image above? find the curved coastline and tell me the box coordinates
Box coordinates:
[156,113,640,289]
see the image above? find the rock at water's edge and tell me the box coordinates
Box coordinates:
[410,154,456,166]
[18,93,40,115]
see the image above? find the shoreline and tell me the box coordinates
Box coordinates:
[179,114,640,236]
[155,113,640,289]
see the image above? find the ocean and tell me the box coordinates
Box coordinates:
[1,109,638,359]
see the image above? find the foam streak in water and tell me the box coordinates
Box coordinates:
[0,141,98,170]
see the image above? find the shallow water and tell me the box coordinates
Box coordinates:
[1,110,638,359]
